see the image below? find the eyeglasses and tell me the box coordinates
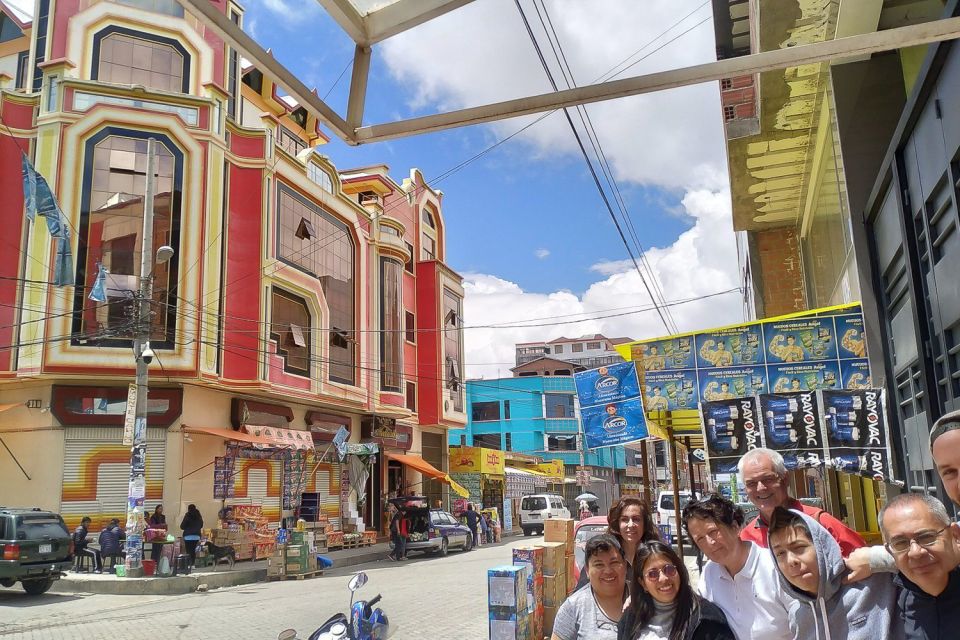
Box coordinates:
[886,527,948,554]
[744,474,782,491]
[644,563,678,581]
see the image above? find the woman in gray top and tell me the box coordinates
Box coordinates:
[552,534,628,640]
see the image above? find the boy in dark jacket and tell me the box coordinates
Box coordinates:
[73,516,102,573]
[768,507,902,640]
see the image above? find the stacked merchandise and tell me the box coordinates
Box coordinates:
[215,506,276,561]
[327,530,344,549]
[488,565,530,640]
[538,518,575,636]
[512,547,544,640]
[313,518,329,554]
[267,530,320,579]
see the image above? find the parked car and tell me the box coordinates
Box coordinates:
[518,494,571,536]
[403,508,472,557]
[0,507,73,595]
[572,516,608,582]
[655,491,692,543]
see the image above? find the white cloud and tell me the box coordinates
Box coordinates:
[534,248,551,259]
[464,190,744,379]
[380,0,725,190]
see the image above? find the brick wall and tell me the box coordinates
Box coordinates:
[755,227,806,316]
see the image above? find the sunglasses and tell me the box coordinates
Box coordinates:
[644,563,678,581]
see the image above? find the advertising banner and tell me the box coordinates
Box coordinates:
[701,397,764,474]
[821,389,894,481]
[575,362,648,449]
[579,396,648,449]
[644,370,699,411]
[759,392,825,469]
[574,361,642,406]
[617,303,868,408]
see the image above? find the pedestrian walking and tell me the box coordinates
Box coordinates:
[478,508,489,546]
[388,504,407,561]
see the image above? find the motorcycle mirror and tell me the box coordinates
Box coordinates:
[348,572,368,592]
[277,630,297,640]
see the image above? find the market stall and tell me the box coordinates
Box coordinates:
[449,446,505,511]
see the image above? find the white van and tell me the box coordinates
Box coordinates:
[519,494,571,536]
[656,490,692,542]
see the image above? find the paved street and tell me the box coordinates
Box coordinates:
[0,537,534,640]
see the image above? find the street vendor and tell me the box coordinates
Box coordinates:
[148,504,167,562]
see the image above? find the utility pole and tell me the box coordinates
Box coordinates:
[124,139,170,577]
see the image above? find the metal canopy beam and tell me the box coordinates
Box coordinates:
[354,16,960,144]
[317,0,477,45]
[177,0,353,140]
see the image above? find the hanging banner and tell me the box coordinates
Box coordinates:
[579,396,648,449]
[758,392,824,469]
[574,361,641,406]
[213,456,236,500]
[701,397,764,474]
[699,366,767,402]
[643,370,698,411]
[821,389,894,481]
[122,384,137,446]
[575,362,648,449]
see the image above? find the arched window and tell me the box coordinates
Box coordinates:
[277,184,356,385]
[421,207,438,261]
[73,130,182,347]
[93,28,189,93]
[380,257,403,392]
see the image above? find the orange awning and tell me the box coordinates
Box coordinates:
[183,425,278,447]
[386,452,469,498]
[0,403,22,414]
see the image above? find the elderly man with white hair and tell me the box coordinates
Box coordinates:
[737,447,866,556]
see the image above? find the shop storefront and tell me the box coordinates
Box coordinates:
[384,451,468,504]
[361,415,412,535]
[449,445,506,512]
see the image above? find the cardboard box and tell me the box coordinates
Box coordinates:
[525,576,543,611]
[543,574,566,608]
[566,555,576,593]
[286,562,304,573]
[534,542,566,576]
[543,605,558,636]
[267,563,285,577]
[544,518,574,545]
[512,546,544,580]
[528,604,543,640]
[488,565,528,609]
[489,610,530,640]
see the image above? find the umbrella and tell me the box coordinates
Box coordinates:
[576,493,599,502]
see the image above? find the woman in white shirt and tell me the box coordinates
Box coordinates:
[681,495,791,640]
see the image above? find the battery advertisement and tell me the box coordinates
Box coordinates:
[759,391,825,470]
[821,389,894,481]
[701,397,764,474]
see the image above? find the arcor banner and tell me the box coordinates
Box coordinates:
[701,397,763,474]
[575,362,648,449]
[758,391,825,470]
[821,388,895,482]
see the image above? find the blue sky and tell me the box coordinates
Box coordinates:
[242,0,744,376]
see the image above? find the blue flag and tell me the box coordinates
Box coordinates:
[21,153,37,222]
[88,263,109,303]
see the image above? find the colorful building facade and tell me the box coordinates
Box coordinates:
[0,0,465,534]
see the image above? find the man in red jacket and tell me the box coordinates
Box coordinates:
[738,447,866,557]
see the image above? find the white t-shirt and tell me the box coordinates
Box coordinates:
[696,541,792,640]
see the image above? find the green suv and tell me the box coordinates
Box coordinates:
[0,508,74,595]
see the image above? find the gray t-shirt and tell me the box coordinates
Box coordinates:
[552,586,620,640]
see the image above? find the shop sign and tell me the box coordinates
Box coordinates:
[624,465,644,478]
[361,416,412,451]
[576,470,591,486]
[449,446,505,475]
[534,460,564,480]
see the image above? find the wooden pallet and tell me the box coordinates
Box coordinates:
[267,569,324,581]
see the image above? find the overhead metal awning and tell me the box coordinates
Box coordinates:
[386,452,469,497]
[174,0,960,146]
[183,425,314,450]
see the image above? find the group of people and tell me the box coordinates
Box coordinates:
[386,500,500,562]
[551,408,960,640]
[71,503,205,573]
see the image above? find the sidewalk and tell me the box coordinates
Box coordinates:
[51,542,393,596]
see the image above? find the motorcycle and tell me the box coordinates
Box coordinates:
[277,572,393,640]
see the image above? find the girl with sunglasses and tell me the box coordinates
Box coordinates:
[618,541,734,640]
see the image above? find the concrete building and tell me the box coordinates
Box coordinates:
[515,334,633,370]
[712,0,960,518]
[448,376,627,511]
[0,0,465,535]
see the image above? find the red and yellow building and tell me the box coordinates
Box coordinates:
[0,0,466,534]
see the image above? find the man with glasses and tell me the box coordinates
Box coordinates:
[879,493,960,638]
[738,448,866,557]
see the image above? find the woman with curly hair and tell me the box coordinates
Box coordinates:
[619,541,734,640]
[577,495,661,591]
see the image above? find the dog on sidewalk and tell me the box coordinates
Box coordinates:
[199,541,236,570]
